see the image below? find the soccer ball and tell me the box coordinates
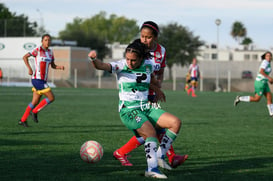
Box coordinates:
[80,140,103,163]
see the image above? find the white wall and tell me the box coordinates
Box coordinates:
[0,37,41,78]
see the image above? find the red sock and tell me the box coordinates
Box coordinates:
[32,98,50,113]
[117,136,142,155]
[21,104,33,122]
[166,145,176,164]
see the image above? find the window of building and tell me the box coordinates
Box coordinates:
[244,54,250,60]
[252,54,258,61]
[212,53,217,60]
[203,53,210,60]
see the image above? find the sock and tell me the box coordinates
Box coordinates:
[32,98,51,113]
[239,96,250,102]
[192,87,196,96]
[21,103,34,122]
[187,88,192,95]
[267,104,273,116]
[166,145,176,164]
[145,137,158,172]
[157,129,177,159]
[157,129,176,163]
[117,136,144,155]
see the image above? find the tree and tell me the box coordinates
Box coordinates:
[230,21,246,44]
[59,11,139,59]
[241,37,253,50]
[159,23,204,79]
[0,3,37,36]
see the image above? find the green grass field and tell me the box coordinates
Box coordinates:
[1,87,273,181]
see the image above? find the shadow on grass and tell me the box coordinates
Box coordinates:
[178,156,273,181]
[1,146,273,181]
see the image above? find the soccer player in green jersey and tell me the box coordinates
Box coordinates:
[89,39,182,179]
[234,51,273,116]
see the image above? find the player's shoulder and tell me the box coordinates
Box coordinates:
[157,43,166,51]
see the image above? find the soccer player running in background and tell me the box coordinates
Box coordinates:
[234,51,273,116]
[187,58,200,97]
[18,34,65,127]
[89,39,182,179]
[113,21,188,169]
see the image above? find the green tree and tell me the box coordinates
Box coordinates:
[59,11,139,59]
[159,23,204,79]
[0,3,37,36]
[231,21,246,44]
[241,37,253,50]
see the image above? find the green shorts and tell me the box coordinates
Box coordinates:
[119,107,166,136]
[254,80,270,96]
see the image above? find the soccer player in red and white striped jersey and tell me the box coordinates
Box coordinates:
[18,34,65,127]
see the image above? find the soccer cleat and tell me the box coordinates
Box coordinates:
[113,150,133,166]
[18,120,29,127]
[192,93,197,97]
[158,158,172,170]
[171,154,188,168]
[145,167,167,179]
[30,112,38,123]
[234,96,240,106]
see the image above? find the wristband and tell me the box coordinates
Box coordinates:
[89,57,97,61]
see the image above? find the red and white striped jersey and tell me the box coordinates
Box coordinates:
[149,43,166,75]
[148,43,166,96]
[30,46,54,81]
[189,64,200,78]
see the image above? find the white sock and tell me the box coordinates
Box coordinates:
[267,104,273,116]
[157,133,174,159]
[145,138,158,171]
[239,96,250,102]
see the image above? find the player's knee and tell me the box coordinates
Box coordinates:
[171,117,181,133]
[50,96,55,102]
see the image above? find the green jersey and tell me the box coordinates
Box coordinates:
[256,60,272,82]
[110,59,155,111]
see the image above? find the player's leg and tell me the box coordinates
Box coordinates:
[137,121,167,179]
[155,112,181,170]
[234,81,263,106]
[264,85,273,116]
[113,136,144,166]
[114,95,155,166]
[18,90,41,127]
[31,88,54,122]
[191,80,197,97]
[119,108,167,178]
[157,128,188,168]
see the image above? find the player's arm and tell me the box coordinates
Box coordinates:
[197,68,201,79]
[150,74,166,102]
[260,68,273,83]
[88,50,111,72]
[156,68,164,88]
[51,60,65,70]
[23,53,33,75]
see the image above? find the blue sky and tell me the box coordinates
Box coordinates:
[2,0,273,49]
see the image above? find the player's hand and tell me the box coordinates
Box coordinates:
[155,89,166,103]
[59,66,65,70]
[88,50,97,61]
[269,77,273,84]
[28,69,33,75]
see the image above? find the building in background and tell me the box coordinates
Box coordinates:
[0,37,93,84]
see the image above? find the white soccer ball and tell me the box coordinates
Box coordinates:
[80,140,103,163]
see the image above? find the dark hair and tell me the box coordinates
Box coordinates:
[140,21,159,37]
[126,39,152,60]
[41,33,51,41]
[261,51,272,60]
